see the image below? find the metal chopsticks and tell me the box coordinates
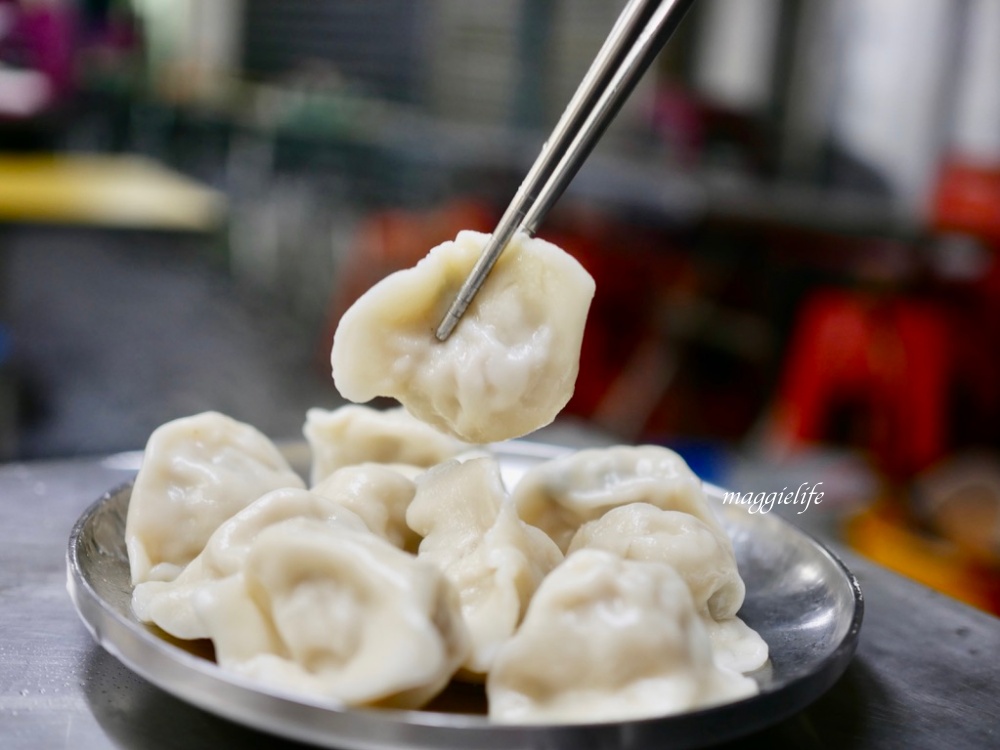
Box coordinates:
[435,0,696,341]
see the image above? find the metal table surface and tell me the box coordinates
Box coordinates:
[1,450,998,750]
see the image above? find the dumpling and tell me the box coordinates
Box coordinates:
[304,405,470,485]
[330,230,595,443]
[567,503,742,619]
[701,613,770,677]
[125,411,305,585]
[486,549,758,724]
[132,487,367,640]
[567,504,768,674]
[311,463,422,552]
[406,456,563,678]
[195,517,470,709]
[511,444,723,552]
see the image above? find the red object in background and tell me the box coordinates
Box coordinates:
[772,290,953,479]
[773,154,1000,478]
[538,225,659,419]
[931,156,1000,445]
[537,219,695,428]
[933,158,1000,246]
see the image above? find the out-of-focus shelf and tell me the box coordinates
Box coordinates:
[569,155,925,240]
[141,87,926,241]
[294,114,927,240]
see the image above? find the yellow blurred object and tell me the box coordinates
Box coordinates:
[0,154,225,231]
[847,501,999,614]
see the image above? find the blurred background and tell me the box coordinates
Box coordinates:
[0,0,998,612]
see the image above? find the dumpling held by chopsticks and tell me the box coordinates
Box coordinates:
[331,230,595,443]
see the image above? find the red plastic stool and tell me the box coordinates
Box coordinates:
[771,290,952,478]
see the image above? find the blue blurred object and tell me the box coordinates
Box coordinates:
[657,437,735,487]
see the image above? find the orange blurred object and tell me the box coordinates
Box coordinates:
[847,499,1000,615]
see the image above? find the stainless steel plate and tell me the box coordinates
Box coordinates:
[67,440,863,750]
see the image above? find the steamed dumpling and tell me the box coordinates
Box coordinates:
[567,503,743,619]
[132,487,367,640]
[406,456,563,677]
[512,445,723,552]
[487,549,758,724]
[126,411,305,585]
[331,230,595,443]
[567,504,768,674]
[196,517,470,709]
[312,463,422,552]
[702,613,770,676]
[304,405,470,485]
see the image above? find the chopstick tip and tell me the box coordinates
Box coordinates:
[435,308,461,342]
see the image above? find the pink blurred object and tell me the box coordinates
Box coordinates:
[0,0,78,119]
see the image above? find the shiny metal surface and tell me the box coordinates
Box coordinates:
[67,441,862,750]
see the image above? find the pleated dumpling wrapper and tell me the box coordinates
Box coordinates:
[194,517,471,710]
[406,456,564,678]
[331,230,595,443]
[487,549,758,724]
[568,503,769,674]
[132,487,368,640]
[512,444,724,552]
[312,462,422,553]
[125,411,304,585]
[304,405,469,486]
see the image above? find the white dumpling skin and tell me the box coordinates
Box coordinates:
[567,503,769,674]
[311,463,422,552]
[125,411,304,585]
[487,549,758,724]
[406,457,563,678]
[512,444,725,552]
[195,517,470,709]
[331,230,595,443]
[568,503,744,619]
[132,487,368,639]
[304,405,469,485]
[703,614,771,676]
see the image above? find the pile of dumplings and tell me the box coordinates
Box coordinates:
[126,406,768,723]
[125,231,768,724]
